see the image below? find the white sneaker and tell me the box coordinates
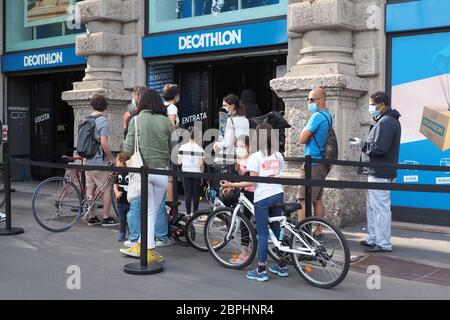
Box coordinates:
[156,238,175,247]
[0,212,6,222]
[124,240,137,248]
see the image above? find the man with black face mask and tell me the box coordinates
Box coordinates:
[350,91,402,253]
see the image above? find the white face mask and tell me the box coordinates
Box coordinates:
[175,95,180,104]
[236,147,248,159]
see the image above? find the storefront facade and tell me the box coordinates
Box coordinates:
[1,0,86,179]
[386,0,450,225]
[1,0,448,226]
[143,0,288,130]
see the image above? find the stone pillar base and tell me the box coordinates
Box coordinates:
[62,88,131,153]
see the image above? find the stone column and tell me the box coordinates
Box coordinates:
[271,0,385,226]
[62,0,141,152]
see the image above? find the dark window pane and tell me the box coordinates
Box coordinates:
[35,23,63,39]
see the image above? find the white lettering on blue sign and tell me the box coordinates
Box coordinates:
[23,52,63,67]
[178,30,242,50]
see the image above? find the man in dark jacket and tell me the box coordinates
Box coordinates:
[350,91,401,253]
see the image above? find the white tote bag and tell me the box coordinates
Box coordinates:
[126,116,145,203]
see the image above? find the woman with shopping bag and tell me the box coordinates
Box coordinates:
[121,89,177,264]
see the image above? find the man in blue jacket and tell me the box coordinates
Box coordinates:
[350,91,401,253]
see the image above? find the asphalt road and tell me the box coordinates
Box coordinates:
[0,191,449,300]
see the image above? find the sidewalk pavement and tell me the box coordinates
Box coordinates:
[8,180,450,286]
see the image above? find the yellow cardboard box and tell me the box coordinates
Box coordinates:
[420,106,450,151]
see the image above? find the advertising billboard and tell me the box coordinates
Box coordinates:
[391,31,450,211]
[24,0,74,27]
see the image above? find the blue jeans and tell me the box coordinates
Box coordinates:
[127,197,141,242]
[254,193,284,263]
[155,192,169,241]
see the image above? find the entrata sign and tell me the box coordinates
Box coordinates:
[1,46,86,72]
[143,18,287,58]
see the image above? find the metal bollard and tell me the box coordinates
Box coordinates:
[123,166,163,275]
[0,142,24,236]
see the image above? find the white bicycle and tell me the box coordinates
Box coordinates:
[204,191,350,289]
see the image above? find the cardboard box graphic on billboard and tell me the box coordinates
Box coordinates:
[420,106,450,151]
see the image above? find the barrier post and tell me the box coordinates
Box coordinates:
[123,166,163,274]
[304,155,313,218]
[0,142,25,236]
[172,162,178,216]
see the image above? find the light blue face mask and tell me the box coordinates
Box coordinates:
[308,103,318,113]
[369,104,381,118]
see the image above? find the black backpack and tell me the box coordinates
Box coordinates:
[313,112,338,170]
[76,115,104,159]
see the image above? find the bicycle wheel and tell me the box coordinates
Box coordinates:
[205,207,257,270]
[32,177,83,232]
[173,215,192,247]
[289,217,350,289]
[0,169,5,210]
[185,211,210,252]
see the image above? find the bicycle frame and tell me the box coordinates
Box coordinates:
[224,192,318,257]
[62,166,116,219]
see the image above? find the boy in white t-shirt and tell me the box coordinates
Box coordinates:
[178,127,205,215]
[221,123,288,282]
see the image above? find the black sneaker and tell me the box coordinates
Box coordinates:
[87,216,102,226]
[360,240,376,248]
[102,217,119,227]
[364,245,392,253]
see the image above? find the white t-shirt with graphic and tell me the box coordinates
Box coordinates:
[178,142,204,173]
[246,151,284,203]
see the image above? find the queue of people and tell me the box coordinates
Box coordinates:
[80,83,401,282]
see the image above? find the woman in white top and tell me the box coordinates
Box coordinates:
[213,94,249,164]
[163,84,180,128]
[178,127,205,215]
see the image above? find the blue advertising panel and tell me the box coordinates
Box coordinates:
[387,0,450,33]
[390,31,450,210]
[147,64,175,94]
[143,18,287,58]
[1,46,86,73]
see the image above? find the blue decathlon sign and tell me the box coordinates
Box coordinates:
[143,18,287,58]
[1,46,86,72]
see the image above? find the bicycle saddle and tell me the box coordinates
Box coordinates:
[165,201,181,208]
[273,202,302,214]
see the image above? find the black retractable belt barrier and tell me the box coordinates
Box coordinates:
[124,166,163,275]
[5,153,450,276]
[0,143,24,236]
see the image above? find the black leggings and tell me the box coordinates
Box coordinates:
[182,177,202,214]
[241,191,254,247]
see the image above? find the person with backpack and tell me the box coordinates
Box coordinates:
[78,94,118,226]
[297,87,334,235]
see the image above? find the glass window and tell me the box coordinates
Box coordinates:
[5,0,85,52]
[149,0,287,34]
